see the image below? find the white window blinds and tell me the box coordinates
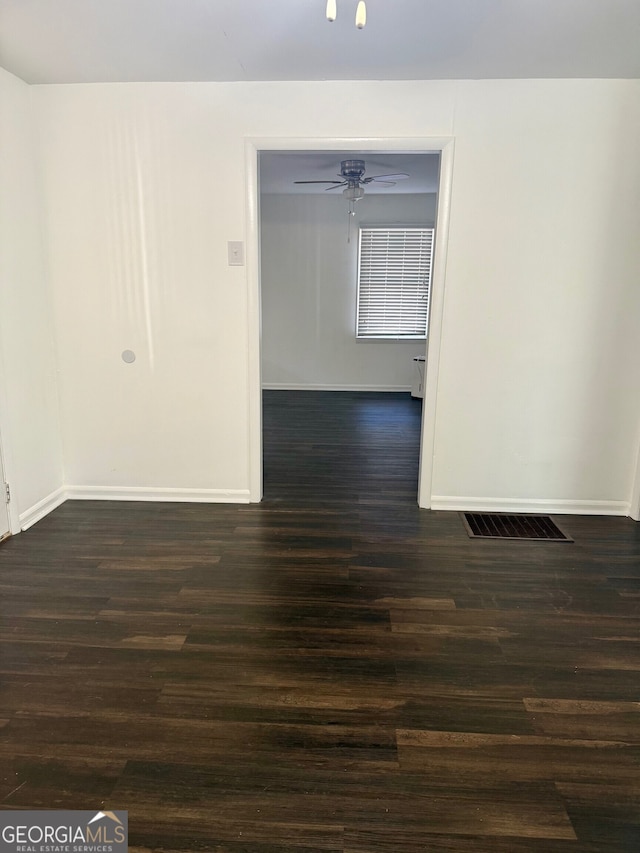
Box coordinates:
[356,227,434,339]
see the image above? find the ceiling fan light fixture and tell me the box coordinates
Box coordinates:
[343,186,364,201]
[326,0,337,22]
[355,1,367,29]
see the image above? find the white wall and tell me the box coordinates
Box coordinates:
[32,79,640,513]
[430,80,640,512]
[261,192,436,390]
[0,67,63,528]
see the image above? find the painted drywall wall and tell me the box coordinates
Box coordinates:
[32,79,640,511]
[0,67,63,526]
[260,192,436,390]
[429,80,640,511]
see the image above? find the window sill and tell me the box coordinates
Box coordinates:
[356,336,427,343]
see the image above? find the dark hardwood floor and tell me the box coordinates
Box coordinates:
[1,390,639,851]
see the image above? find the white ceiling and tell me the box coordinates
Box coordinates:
[1,0,639,85]
[260,151,441,195]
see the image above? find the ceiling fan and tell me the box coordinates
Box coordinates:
[294,159,410,241]
[294,159,410,200]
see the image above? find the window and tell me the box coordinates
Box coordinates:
[356,227,434,340]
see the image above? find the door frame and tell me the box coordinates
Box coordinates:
[244,136,455,508]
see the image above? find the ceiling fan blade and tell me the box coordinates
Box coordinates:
[372,181,396,188]
[325,182,347,191]
[364,173,410,182]
[294,180,344,184]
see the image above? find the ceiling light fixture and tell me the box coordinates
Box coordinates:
[325,0,367,28]
[343,185,365,204]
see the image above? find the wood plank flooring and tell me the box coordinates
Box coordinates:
[1,390,639,851]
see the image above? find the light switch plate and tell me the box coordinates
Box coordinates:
[228,241,245,266]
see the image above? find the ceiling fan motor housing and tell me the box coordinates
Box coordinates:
[340,159,366,182]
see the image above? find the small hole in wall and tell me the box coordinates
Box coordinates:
[121,350,136,364]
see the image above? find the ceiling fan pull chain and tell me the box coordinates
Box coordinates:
[347,203,357,242]
[326,0,367,28]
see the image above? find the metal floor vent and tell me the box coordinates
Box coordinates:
[462,513,573,542]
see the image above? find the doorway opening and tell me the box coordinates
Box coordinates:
[245,138,454,508]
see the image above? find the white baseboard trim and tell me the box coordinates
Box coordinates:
[262,383,411,392]
[65,486,251,504]
[19,485,252,532]
[430,496,630,516]
[19,487,631,530]
[19,486,67,531]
